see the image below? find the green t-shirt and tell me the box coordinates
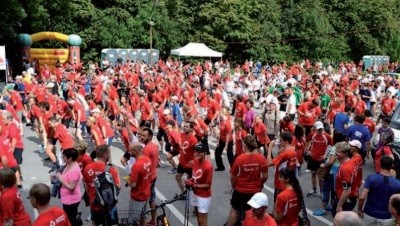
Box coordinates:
[320,94,331,108]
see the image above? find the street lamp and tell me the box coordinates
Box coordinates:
[149,21,155,66]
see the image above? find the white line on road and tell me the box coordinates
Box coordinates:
[263,185,333,226]
[155,188,193,226]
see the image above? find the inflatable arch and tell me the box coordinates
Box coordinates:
[17,32,82,67]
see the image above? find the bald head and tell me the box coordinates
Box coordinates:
[128,142,143,157]
[333,211,362,226]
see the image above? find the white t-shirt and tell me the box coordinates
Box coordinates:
[287,95,297,114]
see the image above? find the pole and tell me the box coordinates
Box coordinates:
[149,21,155,66]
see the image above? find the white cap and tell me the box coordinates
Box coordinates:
[247,192,268,209]
[46,83,55,89]
[91,108,100,114]
[349,140,362,149]
[314,121,324,130]
[163,109,170,114]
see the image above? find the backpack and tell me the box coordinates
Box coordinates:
[93,164,118,208]
[381,145,400,179]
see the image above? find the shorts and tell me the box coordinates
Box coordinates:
[190,191,211,213]
[150,179,157,203]
[230,190,254,211]
[91,209,117,225]
[177,164,192,178]
[128,198,148,223]
[307,158,323,172]
[13,148,23,165]
[156,128,166,141]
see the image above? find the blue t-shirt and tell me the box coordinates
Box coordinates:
[364,173,400,219]
[346,124,371,150]
[333,112,349,134]
[172,104,182,126]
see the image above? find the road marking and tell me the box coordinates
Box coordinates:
[263,185,333,226]
[155,188,193,226]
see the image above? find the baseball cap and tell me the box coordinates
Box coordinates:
[91,108,100,114]
[163,109,170,115]
[194,143,207,153]
[247,192,268,209]
[314,121,324,130]
[349,140,362,149]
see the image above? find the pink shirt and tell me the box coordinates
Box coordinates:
[60,163,82,205]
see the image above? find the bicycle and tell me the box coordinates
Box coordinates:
[117,192,187,226]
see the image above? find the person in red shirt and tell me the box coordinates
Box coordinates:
[234,118,247,158]
[0,168,31,226]
[74,140,93,174]
[243,192,277,226]
[279,115,295,134]
[139,93,153,127]
[297,99,320,136]
[47,117,75,173]
[349,140,363,196]
[29,183,71,226]
[126,142,152,225]
[67,98,87,141]
[184,143,214,226]
[191,114,210,155]
[91,108,114,146]
[274,167,302,226]
[139,127,159,225]
[156,108,171,153]
[0,122,19,172]
[234,95,247,119]
[215,109,234,171]
[55,94,72,129]
[332,142,358,217]
[253,115,270,155]
[306,121,333,197]
[165,120,180,174]
[226,135,268,226]
[3,111,24,187]
[353,95,366,116]
[363,109,375,135]
[267,132,298,202]
[292,125,306,169]
[205,92,220,125]
[176,121,198,193]
[83,145,121,225]
[377,91,397,125]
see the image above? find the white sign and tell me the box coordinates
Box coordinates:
[0,46,5,70]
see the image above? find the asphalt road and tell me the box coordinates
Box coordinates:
[17,114,380,226]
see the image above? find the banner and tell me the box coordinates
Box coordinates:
[0,46,5,70]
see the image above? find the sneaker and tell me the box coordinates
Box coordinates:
[325,204,333,212]
[313,208,326,216]
[306,190,318,197]
[304,169,311,173]
[168,168,177,174]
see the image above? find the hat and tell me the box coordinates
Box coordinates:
[163,109,170,114]
[46,83,55,89]
[91,108,101,114]
[194,143,207,153]
[171,96,179,101]
[349,140,362,149]
[247,192,268,209]
[314,121,324,130]
[273,89,282,95]
[166,120,175,127]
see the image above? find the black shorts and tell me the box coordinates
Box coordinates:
[204,118,212,125]
[307,158,323,172]
[108,115,116,121]
[177,164,192,178]
[61,118,72,129]
[230,190,254,211]
[91,209,117,225]
[156,128,166,141]
[13,148,23,165]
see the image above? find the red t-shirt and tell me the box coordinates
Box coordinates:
[33,207,71,226]
[53,123,74,150]
[107,100,120,116]
[235,102,247,119]
[374,146,393,173]
[363,117,375,135]
[143,142,159,181]
[83,162,120,210]
[230,153,267,193]
[235,129,247,156]
[206,99,219,120]
[292,137,306,164]
[7,121,24,149]
[95,116,114,138]
[121,128,130,151]
[306,132,333,161]
[193,119,208,139]
[0,132,18,168]
[219,119,233,142]
[0,186,31,225]
[179,133,198,168]
[198,91,208,108]
[30,105,43,120]
[297,102,317,126]
[192,159,213,198]
[351,154,363,194]
[140,101,152,121]
[77,154,93,174]
[129,156,152,201]
[10,92,24,111]
[168,130,181,154]
[57,99,71,119]
[354,100,366,116]
[90,125,106,146]
[253,122,269,145]
[335,159,357,199]
[243,211,277,226]
[275,189,301,226]
[381,97,396,114]
[72,101,87,122]
[272,149,298,190]
[35,84,47,103]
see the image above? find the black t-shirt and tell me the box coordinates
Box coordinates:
[278,94,289,111]
[359,88,371,102]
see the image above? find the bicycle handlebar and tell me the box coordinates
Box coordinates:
[142,191,187,215]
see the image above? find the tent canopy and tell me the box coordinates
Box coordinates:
[171,43,222,58]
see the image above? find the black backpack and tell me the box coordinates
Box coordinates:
[381,145,400,179]
[93,164,118,208]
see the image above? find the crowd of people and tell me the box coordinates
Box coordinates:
[0,57,400,226]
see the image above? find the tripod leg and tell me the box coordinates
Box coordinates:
[184,189,191,226]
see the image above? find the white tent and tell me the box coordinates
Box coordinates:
[170,43,222,58]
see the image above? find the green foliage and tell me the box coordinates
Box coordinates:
[2,0,400,64]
